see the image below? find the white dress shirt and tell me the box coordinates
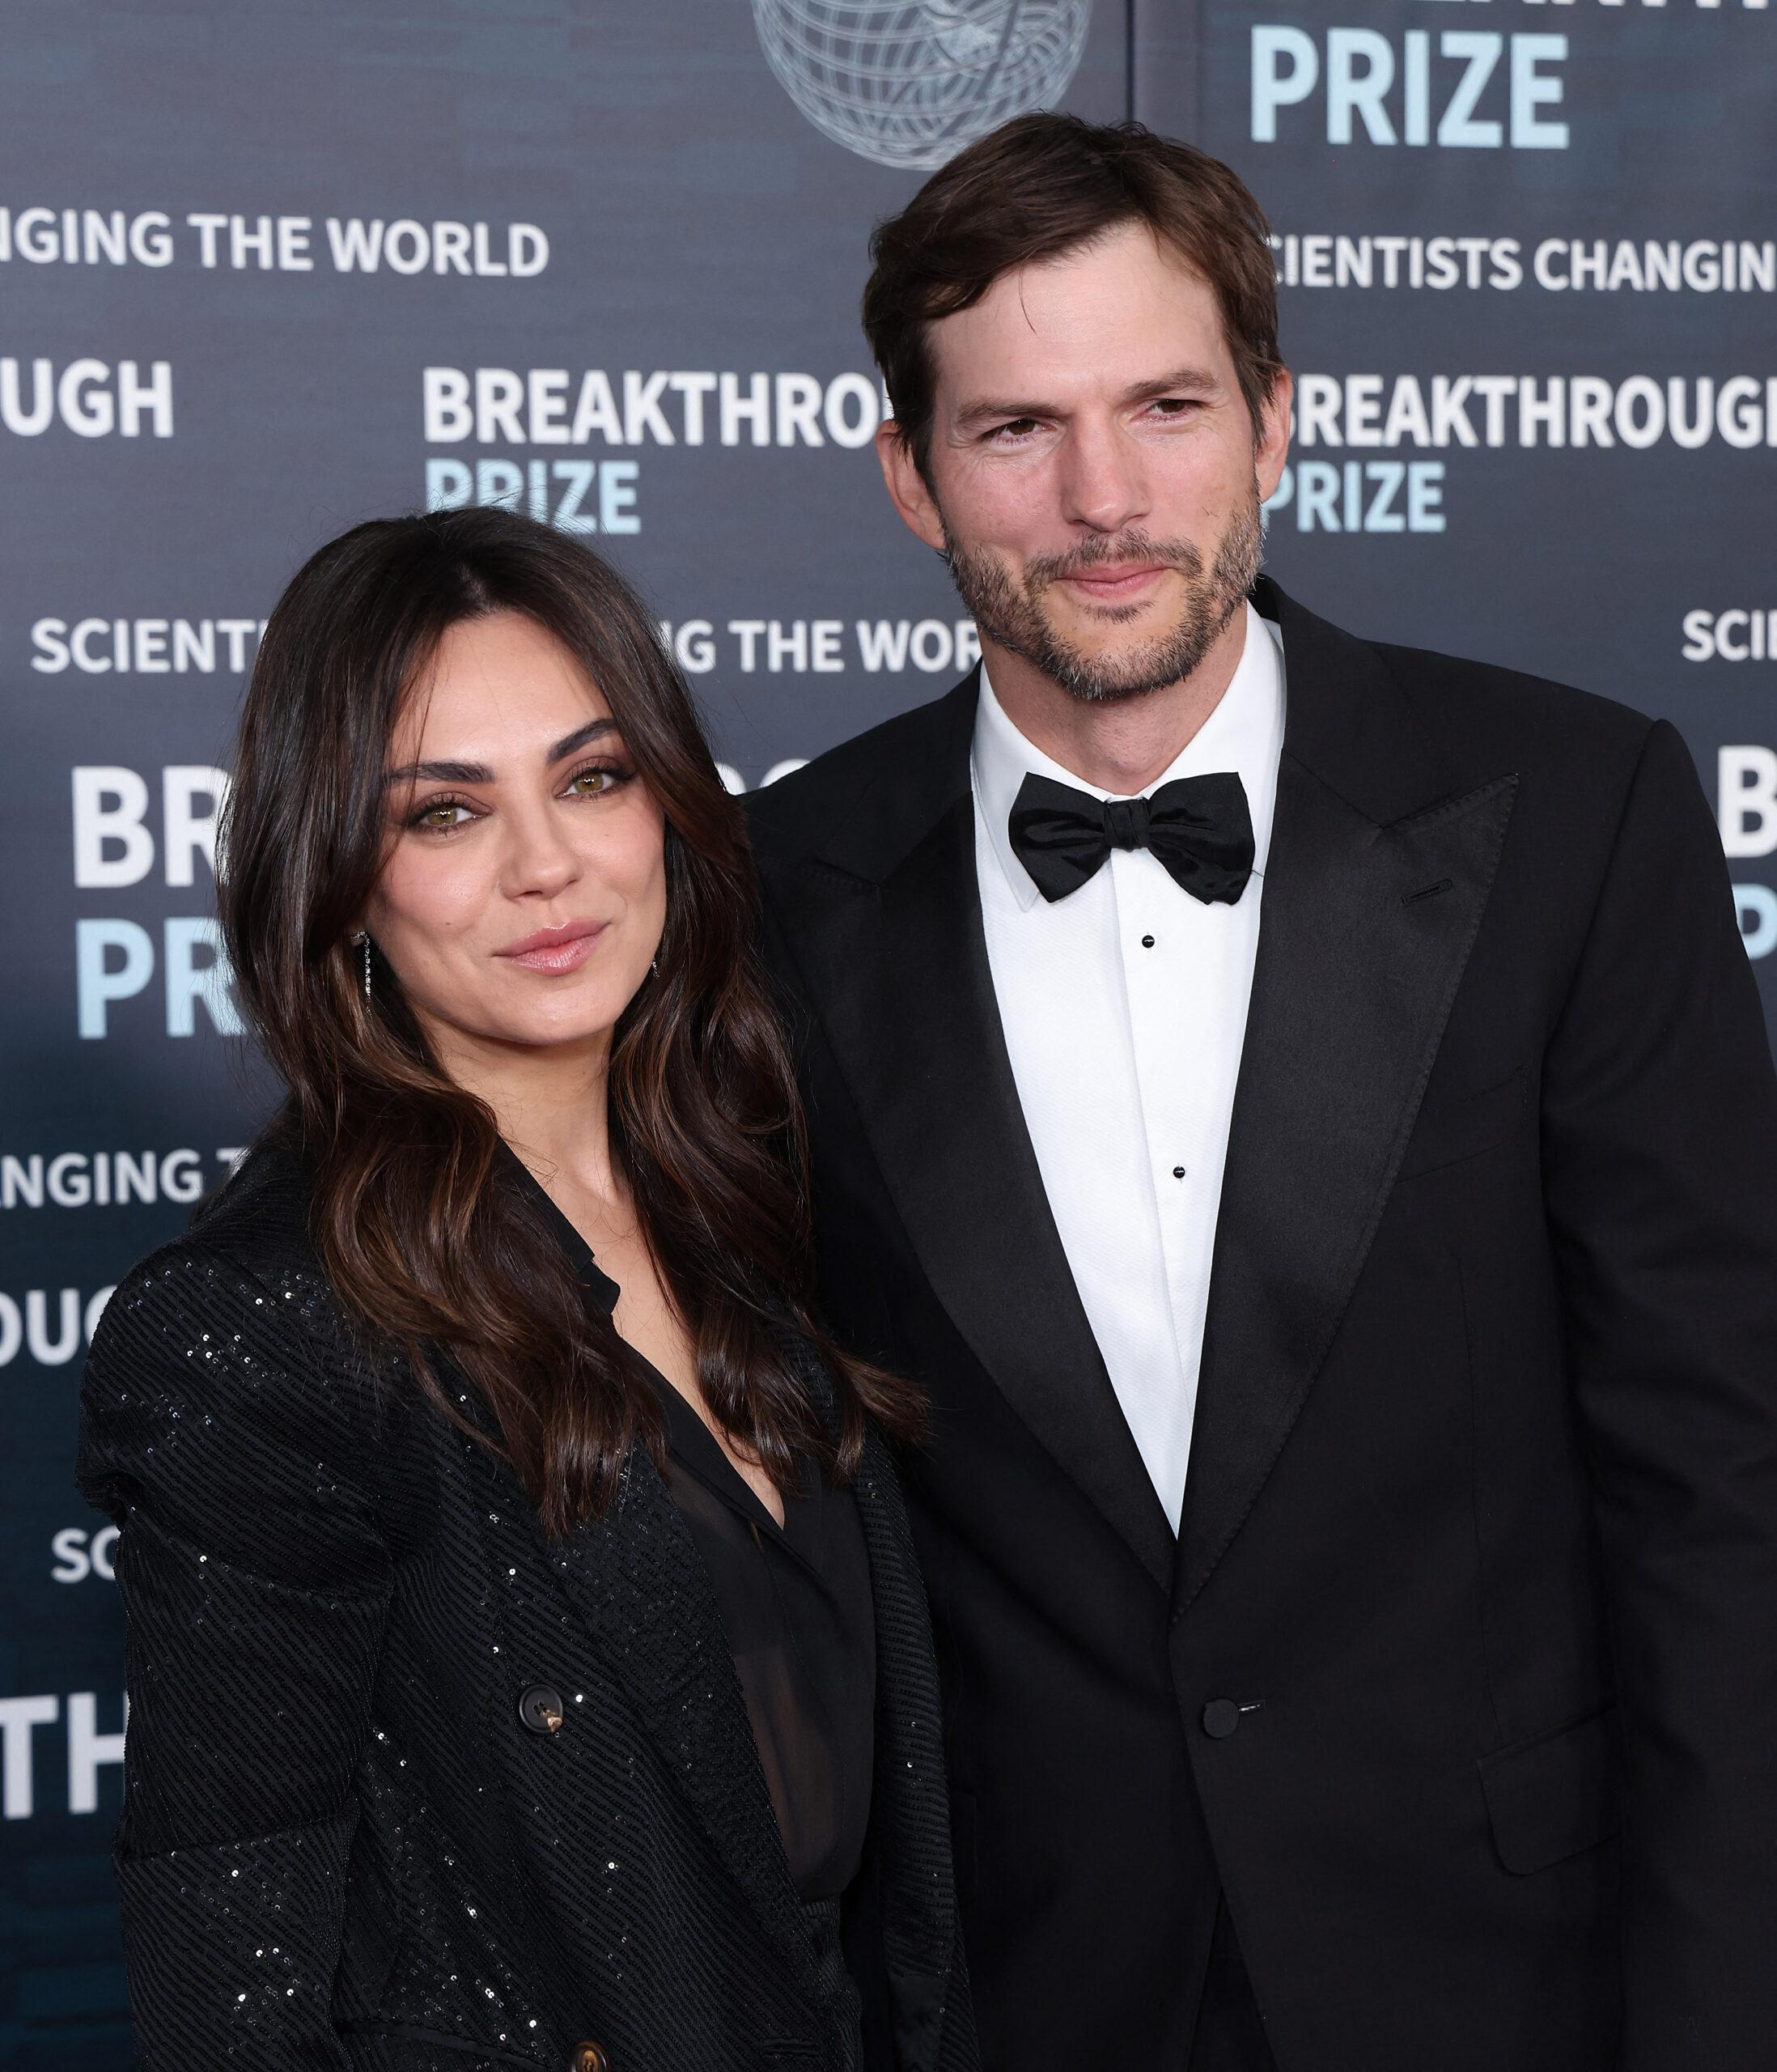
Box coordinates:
[971,602,1286,1531]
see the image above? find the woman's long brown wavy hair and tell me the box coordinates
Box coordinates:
[219,506,918,1534]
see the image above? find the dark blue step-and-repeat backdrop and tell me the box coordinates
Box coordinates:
[2,2,1771,2060]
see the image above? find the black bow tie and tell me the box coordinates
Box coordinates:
[1007,770,1255,906]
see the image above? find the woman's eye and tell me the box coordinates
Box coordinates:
[409,799,474,833]
[565,762,628,799]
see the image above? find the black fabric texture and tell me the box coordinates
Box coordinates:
[76,1147,977,2072]
[744,575,1777,2072]
[648,1377,878,1904]
[510,1156,878,1906]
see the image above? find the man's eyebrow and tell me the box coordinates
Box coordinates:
[382,719,619,789]
[1119,366,1219,405]
[952,367,1220,434]
[952,395,1058,435]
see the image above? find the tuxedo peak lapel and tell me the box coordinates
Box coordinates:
[809,671,980,886]
[761,682,1176,1593]
[1253,575,1455,826]
[1178,589,1517,1610]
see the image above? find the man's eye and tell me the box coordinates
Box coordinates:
[989,418,1040,441]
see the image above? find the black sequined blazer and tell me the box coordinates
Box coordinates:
[76,1144,976,2072]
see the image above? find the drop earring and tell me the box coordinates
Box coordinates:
[353,931,372,1000]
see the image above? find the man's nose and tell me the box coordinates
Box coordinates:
[1057,416,1150,537]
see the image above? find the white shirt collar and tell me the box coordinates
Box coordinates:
[971,600,1287,912]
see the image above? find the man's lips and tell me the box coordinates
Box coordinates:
[494,919,608,974]
[1054,562,1172,601]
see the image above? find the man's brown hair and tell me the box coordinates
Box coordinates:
[862,113,1283,477]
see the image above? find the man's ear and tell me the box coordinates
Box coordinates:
[875,421,948,554]
[1254,367,1293,503]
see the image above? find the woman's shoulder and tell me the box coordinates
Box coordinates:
[78,1135,408,1584]
[95,1139,349,1375]
[81,1136,393,1501]
[187,1129,315,1261]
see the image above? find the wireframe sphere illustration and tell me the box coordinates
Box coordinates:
[752,0,1093,171]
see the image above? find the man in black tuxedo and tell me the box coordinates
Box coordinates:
[746,113,1777,2071]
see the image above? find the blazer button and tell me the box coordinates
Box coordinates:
[519,1683,566,1735]
[570,2046,610,2072]
[1202,1698,1241,1739]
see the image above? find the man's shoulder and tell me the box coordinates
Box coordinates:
[742,677,972,867]
[1266,579,1658,789]
[1363,631,1656,779]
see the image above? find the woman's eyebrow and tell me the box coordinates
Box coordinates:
[382,757,490,787]
[382,719,619,789]
[546,717,619,762]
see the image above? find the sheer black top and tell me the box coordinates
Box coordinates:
[519,1165,877,1903]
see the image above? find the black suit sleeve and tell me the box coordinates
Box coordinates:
[76,1246,393,2072]
[1540,719,1777,2070]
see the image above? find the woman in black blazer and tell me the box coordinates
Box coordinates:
[76,508,975,2072]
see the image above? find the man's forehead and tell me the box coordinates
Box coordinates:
[931,231,1228,405]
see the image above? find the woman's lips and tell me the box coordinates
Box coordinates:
[495,920,608,974]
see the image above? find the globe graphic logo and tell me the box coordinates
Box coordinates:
[753,0,1093,171]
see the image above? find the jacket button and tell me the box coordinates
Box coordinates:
[1202,1698,1241,1739]
[519,1683,566,1735]
[570,2046,609,2072]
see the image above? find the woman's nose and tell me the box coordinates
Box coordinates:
[501,808,583,900]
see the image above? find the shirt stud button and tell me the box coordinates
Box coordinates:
[1141,935,1156,948]
[1173,1166,1185,1179]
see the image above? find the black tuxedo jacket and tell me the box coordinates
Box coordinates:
[76,1144,977,2072]
[744,578,1777,2072]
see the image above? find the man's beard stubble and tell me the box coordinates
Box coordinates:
[942,479,1265,707]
